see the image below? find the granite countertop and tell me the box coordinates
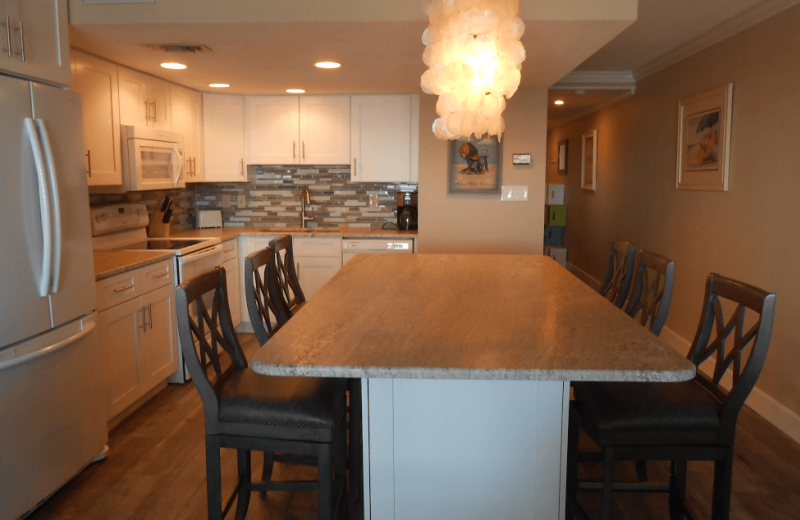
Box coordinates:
[251,254,696,382]
[172,226,418,241]
[94,250,175,281]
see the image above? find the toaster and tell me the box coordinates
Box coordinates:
[196,210,223,229]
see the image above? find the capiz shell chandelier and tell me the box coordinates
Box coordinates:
[421,0,525,141]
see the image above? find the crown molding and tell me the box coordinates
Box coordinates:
[634,0,800,80]
[547,90,633,129]
[551,71,636,91]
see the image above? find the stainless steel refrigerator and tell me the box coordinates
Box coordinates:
[0,74,107,519]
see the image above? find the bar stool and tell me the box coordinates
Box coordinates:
[268,235,305,326]
[598,238,636,308]
[175,267,349,520]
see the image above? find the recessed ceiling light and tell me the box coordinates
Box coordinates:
[315,61,341,69]
[286,89,306,94]
[161,62,187,70]
[208,83,230,88]
[554,100,565,105]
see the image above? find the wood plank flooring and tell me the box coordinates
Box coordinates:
[26,333,800,520]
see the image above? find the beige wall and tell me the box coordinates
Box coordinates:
[546,6,800,417]
[418,88,548,254]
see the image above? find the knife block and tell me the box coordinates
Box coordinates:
[147,211,171,238]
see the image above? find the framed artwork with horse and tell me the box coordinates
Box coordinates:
[448,135,503,194]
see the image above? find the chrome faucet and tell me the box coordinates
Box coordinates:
[300,188,315,228]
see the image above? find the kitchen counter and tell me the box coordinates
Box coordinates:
[93,250,176,281]
[172,226,418,241]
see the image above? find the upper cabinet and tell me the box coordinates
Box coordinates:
[351,95,419,183]
[0,0,70,86]
[118,66,171,130]
[203,93,246,182]
[171,84,205,181]
[245,95,350,165]
[71,50,122,186]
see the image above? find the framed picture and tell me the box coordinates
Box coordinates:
[581,130,597,191]
[448,135,502,193]
[676,84,733,191]
[558,139,568,175]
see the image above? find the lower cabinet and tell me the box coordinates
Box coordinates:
[96,260,178,423]
[295,255,342,300]
[221,238,241,328]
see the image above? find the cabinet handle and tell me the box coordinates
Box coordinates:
[293,141,296,160]
[223,248,234,253]
[352,158,356,180]
[240,158,244,177]
[296,263,300,279]
[153,271,169,279]
[114,284,134,293]
[144,100,150,122]
[2,17,10,58]
[141,306,147,331]
[14,22,23,62]
[191,157,195,176]
[86,150,92,177]
[302,141,306,160]
[148,303,153,330]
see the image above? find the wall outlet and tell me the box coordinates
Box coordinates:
[221,195,231,208]
[237,194,247,208]
[501,185,529,201]
[368,194,378,208]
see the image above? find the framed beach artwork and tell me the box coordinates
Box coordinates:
[448,135,503,193]
[676,83,733,191]
[581,130,597,191]
[558,139,568,175]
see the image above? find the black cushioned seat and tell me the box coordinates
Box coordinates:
[574,381,721,446]
[218,370,348,442]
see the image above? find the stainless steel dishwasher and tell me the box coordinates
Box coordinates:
[341,239,414,265]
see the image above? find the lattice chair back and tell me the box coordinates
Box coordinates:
[268,235,305,325]
[688,273,776,446]
[624,249,675,336]
[599,238,636,308]
[244,247,282,346]
[175,266,247,435]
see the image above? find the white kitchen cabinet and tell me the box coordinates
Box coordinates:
[118,66,172,130]
[172,84,205,181]
[138,283,178,392]
[222,239,241,328]
[350,95,419,183]
[98,297,144,420]
[293,237,342,300]
[245,95,350,165]
[0,0,70,86]
[204,93,247,182]
[70,50,122,186]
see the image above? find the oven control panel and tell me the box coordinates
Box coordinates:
[90,204,149,237]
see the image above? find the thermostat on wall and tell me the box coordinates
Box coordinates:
[512,154,531,165]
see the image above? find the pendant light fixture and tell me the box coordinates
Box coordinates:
[421,0,525,141]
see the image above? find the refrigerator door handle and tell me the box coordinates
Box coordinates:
[36,119,62,294]
[0,321,96,373]
[24,118,53,298]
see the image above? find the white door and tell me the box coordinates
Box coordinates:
[118,66,149,128]
[98,298,145,419]
[71,50,122,186]
[295,256,342,300]
[351,95,412,183]
[300,96,350,164]
[5,0,70,86]
[146,75,171,130]
[171,85,201,180]
[245,95,299,164]
[203,93,246,182]
[139,283,178,390]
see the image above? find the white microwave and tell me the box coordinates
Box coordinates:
[121,125,185,191]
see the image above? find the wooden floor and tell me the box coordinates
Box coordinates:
[27,333,800,520]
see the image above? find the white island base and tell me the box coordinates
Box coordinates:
[361,378,570,520]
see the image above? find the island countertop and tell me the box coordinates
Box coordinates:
[251,254,695,382]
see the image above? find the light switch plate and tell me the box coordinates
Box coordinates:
[501,186,529,201]
[221,195,231,208]
[368,194,378,208]
[237,195,247,208]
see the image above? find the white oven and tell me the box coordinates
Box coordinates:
[122,125,185,191]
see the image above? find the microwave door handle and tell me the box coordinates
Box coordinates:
[36,119,62,294]
[24,118,53,298]
[172,145,183,187]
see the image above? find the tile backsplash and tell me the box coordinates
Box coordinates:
[195,165,415,228]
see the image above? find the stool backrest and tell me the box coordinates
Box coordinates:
[244,246,282,346]
[175,266,246,434]
[599,238,636,308]
[268,235,305,325]
[624,249,675,336]
[688,273,776,445]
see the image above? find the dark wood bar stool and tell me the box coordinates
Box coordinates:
[598,238,636,308]
[268,235,306,326]
[567,273,777,520]
[175,267,349,520]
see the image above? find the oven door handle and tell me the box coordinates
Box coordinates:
[178,244,222,265]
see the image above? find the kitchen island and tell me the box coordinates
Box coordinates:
[251,254,695,520]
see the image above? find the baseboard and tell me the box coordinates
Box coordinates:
[566,261,800,445]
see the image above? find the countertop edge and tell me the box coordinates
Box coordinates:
[94,251,176,281]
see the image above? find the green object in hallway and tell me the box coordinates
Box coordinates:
[546,204,566,227]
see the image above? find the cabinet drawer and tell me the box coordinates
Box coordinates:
[97,271,141,312]
[293,237,342,257]
[140,260,175,294]
[222,239,238,262]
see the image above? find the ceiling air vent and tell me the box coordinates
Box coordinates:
[141,44,212,53]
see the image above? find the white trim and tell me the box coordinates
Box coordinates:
[552,71,636,91]
[566,261,800,445]
[634,0,800,81]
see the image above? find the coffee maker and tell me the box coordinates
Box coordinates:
[396,190,418,231]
